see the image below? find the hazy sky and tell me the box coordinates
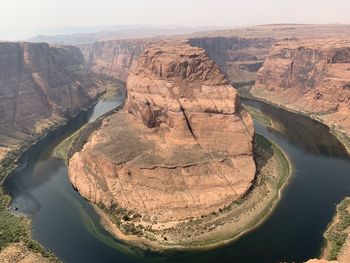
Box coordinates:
[1,0,349,39]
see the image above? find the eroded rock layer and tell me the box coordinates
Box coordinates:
[69,41,256,223]
[0,42,104,159]
[79,39,154,81]
[80,36,275,86]
[251,38,350,136]
[188,37,274,86]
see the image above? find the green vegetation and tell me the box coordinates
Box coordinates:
[256,135,290,189]
[243,104,273,127]
[54,102,123,163]
[54,128,84,163]
[324,198,350,260]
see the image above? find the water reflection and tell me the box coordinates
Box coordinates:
[243,98,349,159]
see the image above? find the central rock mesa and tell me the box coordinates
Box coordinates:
[69,41,255,244]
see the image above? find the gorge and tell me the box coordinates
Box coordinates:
[68,41,275,249]
[1,24,350,263]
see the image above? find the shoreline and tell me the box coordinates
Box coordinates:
[53,102,124,162]
[240,87,350,262]
[0,99,99,183]
[88,134,292,252]
[241,87,350,155]
[0,97,103,262]
[322,197,350,262]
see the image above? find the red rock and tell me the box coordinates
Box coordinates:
[251,38,350,136]
[69,41,256,223]
[0,42,104,159]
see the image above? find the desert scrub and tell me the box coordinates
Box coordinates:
[324,197,350,260]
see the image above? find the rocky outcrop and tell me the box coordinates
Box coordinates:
[69,41,255,228]
[188,37,275,86]
[251,38,350,137]
[79,39,154,81]
[0,42,105,160]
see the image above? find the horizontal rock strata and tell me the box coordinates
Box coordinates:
[0,42,105,160]
[79,39,154,81]
[251,38,350,136]
[69,41,256,224]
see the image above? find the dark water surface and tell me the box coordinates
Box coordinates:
[4,97,350,263]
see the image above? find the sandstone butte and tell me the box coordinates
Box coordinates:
[251,38,350,141]
[68,41,256,247]
[0,42,108,162]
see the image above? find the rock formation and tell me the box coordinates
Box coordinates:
[80,36,274,87]
[79,39,154,81]
[68,41,255,229]
[0,42,105,160]
[251,38,350,137]
[188,37,274,86]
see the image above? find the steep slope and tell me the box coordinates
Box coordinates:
[251,38,350,139]
[79,24,350,88]
[188,37,275,86]
[79,36,274,86]
[0,42,105,162]
[68,41,256,247]
[79,39,154,81]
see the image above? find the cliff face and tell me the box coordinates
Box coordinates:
[79,39,154,81]
[80,37,275,87]
[0,42,104,159]
[188,37,275,86]
[69,41,255,224]
[251,38,350,136]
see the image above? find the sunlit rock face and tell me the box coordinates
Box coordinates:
[79,39,154,81]
[251,38,350,136]
[0,42,103,158]
[69,41,256,223]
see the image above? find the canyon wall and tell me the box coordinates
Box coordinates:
[251,38,350,137]
[69,41,255,225]
[188,37,275,86]
[0,42,105,159]
[79,39,154,81]
[80,37,275,86]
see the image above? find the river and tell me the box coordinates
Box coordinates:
[4,96,350,263]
